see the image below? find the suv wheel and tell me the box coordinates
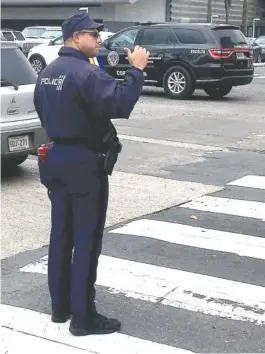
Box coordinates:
[30,55,46,74]
[2,155,28,168]
[163,66,195,99]
[204,84,232,99]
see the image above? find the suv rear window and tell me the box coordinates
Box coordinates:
[173,28,206,44]
[1,47,37,87]
[2,31,14,41]
[13,31,25,41]
[212,28,247,48]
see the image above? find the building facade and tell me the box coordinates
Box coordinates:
[169,0,265,36]
[1,0,166,32]
[1,0,265,36]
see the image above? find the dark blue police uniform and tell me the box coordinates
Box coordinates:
[33,13,144,336]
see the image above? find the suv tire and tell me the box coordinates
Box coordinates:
[163,65,195,100]
[30,55,46,74]
[204,84,232,99]
[3,155,28,168]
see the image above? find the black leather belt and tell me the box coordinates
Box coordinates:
[51,137,101,153]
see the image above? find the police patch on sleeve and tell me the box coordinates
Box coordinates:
[107,51,119,66]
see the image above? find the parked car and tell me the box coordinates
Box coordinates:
[1,42,48,167]
[1,28,51,57]
[252,36,265,62]
[246,37,264,63]
[98,22,254,99]
[28,32,114,74]
[1,28,28,54]
[22,26,61,39]
[1,33,7,41]
[22,26,62,54]
[246,37,256,45]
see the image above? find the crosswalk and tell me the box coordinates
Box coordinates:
[1,174,265,353]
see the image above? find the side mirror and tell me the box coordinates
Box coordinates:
[103,38,111,50]
[48,39,54,46]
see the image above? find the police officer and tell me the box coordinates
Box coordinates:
[33,13,149,337]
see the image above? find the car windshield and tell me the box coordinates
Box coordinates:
[40,30,62,39]
[255,37,265,45]
[22,28,46,38]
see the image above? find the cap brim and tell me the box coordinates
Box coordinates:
[91,22,104,32]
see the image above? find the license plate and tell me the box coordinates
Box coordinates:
[8,135,29,152]
[236,52,245,59]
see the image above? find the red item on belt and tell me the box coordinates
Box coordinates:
[37,144,49,161]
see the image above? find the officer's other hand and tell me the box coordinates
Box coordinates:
[125,45,150,71]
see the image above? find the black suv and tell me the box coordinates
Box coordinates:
[98,22,254,99]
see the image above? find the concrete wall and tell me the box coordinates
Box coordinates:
[1,5,115,21]
[114,0,166,22]
[1,0,165,21]
[1,0,166,31]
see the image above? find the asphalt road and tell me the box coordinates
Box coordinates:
[1,65,265,353]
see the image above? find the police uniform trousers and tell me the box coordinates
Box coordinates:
[38,144,108,318]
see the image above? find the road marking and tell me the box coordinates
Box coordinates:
[1,327,86,354]
[118,134,229,152]
[180,196,265,220]
[227,175,265,190]
[1,305,193,354]
[20,255,265,324]
[110,219,265,260]
[253,75,265,79]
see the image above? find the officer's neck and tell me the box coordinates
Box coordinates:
[60,46,90,62]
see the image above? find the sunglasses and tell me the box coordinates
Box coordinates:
[78,30,101,39]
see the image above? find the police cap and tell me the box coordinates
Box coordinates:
[62,13,104,40]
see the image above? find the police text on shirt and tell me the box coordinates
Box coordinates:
[40,75,66,91]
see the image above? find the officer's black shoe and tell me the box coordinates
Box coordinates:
[69,313,121,336]
[51,312,71,323]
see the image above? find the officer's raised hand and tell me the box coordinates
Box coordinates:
[125,45,150,70]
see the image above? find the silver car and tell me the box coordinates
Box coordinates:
[1,41,48,167]
[1,28,28,54]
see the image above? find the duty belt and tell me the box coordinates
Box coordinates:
[51,137,102,153]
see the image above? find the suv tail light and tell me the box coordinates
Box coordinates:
[208,48,251,59]
[208,48,233,59]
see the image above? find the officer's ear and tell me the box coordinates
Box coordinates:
[72,32,80,44]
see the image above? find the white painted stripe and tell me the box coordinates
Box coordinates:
[1,305,192,354]
[1,327,87,354]
[118,135,229,152]
[20,255,265,325]
[227,175,265,190]
[110,219,265,260]
[180,196,265,220]
[254,75,265,79]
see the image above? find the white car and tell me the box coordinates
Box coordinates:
[1,29,28,54]
[1,42,48,168]
[28,32,114,74]
[22,26,63,55]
